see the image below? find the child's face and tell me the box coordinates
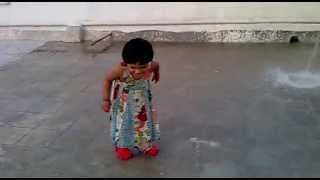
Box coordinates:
[127,63,148,78]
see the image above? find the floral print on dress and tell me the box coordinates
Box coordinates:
[110,62,160,153]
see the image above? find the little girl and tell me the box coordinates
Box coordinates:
[101,38,160,160]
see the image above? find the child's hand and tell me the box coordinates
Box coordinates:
[152,61,160,83]
[152,72,159,83]
[101,100,111,112]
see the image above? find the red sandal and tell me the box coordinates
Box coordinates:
[115,147,134,160]
[144,145,159,157]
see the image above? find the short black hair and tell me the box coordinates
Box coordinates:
[122,38,154,65]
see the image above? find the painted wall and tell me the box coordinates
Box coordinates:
[1,2,320,26]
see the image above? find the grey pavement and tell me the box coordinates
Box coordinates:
[0,40,320,177]
[0,40,45,67]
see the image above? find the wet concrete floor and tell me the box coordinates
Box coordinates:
[0,41,320,177]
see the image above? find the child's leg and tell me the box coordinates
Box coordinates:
[142,109,160,157]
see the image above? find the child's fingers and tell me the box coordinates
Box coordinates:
[152,75,156,82]
[155,75,159,83]
[152,74,159,83]
[101,106,107,112]
[153,78,158,83]
[101,103,110,112]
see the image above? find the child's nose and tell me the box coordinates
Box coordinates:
[135,69,144,73]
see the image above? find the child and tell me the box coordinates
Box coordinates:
[101,38,160,160]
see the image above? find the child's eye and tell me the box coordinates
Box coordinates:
[132,67,146,70]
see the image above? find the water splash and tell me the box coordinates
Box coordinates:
[268,38,320,89]
[268,68,320,89]
[305,39,319,71]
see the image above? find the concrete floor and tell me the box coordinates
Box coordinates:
[0,40,320,177]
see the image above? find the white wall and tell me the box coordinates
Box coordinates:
[1,2,320,26]
[0,2,88,26]
[85,2,320,24]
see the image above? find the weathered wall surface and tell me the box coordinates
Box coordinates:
[1,2,320,42]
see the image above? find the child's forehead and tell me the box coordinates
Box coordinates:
[128,64,148,68]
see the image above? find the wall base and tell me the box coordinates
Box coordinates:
[1,23,320,43]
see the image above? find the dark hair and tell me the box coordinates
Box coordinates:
[122,38,154,65]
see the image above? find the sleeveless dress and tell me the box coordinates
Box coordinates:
[109,62,160,155]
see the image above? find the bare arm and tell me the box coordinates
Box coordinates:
[151,61,160,83]
[101,64,124,112]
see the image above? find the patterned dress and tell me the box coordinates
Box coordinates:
[109,62,160,155]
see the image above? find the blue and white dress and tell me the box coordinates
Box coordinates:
[109,62,160,154]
